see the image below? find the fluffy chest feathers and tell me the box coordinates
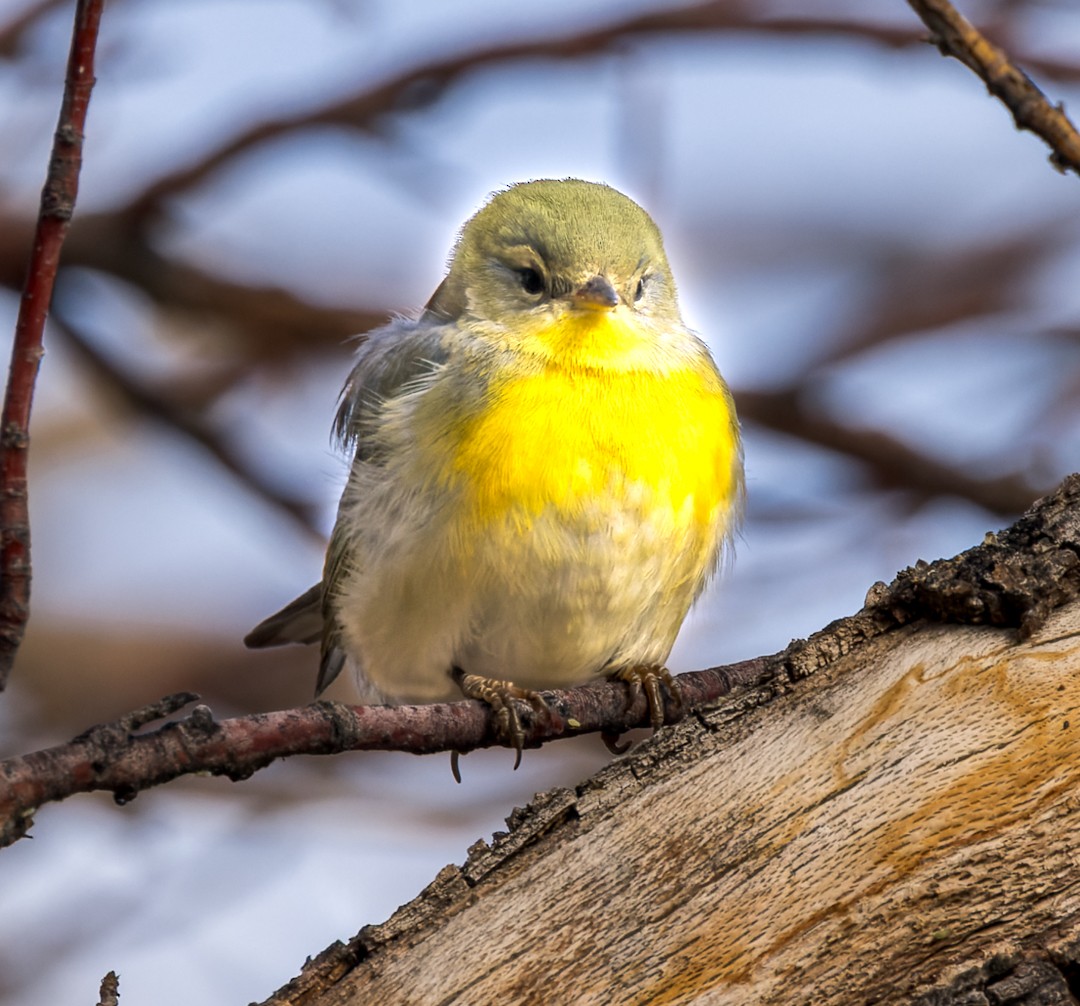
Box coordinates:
[419,313,740,533]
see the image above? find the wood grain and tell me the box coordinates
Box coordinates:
[263,599,1080,1003]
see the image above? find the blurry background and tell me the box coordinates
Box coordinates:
[1,0,1078,1002]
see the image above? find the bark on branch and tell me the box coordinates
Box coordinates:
[907,0,1080,175]
[0,660,773,848]
[0,0,102,688]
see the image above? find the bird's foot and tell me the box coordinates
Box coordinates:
[609,664,683,732]
[451,668,550,779]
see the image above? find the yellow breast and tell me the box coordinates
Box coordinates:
[443,312,740,533]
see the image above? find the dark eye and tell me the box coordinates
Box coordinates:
[634,276,647,302]
[517,268,544,295]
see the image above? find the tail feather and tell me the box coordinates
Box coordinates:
[244,584,323,648]
[315,647,347,696]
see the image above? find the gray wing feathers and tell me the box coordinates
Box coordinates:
[243,583,323,648]
[246,318,452,697]
[333,319,451,451]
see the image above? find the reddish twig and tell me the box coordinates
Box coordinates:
[907,0,1080,176]
[0,0,103,689]
[5,474,1078,848]
[0,658,774,847]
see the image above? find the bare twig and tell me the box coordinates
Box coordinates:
[5,474,1079,848]
[0,658,775,847]
[0,0,103,689]
[907,0,1080,175]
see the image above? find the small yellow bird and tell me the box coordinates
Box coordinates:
[246,179,743,761]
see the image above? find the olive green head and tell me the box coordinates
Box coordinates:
[425,179,682,328]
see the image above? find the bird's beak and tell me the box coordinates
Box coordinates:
[571,275,619,312]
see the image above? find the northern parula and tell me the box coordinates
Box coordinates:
[245,179,743,758]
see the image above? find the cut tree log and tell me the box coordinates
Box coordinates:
[260,475,1080,1005]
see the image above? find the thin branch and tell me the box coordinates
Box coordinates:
[0,0,103,690]
[737,386,1042,516]
[5,474,1079,849]
[0,658,775,847]
[906,0,1080,175]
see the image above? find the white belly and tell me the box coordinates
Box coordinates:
[331,484,718,703]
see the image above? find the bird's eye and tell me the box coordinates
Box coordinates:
[634,276,648,302]
[517,268,545,296]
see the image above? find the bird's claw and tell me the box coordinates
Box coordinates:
[610,664,682,731]
[452,668,549,779]
[601,730,633,755]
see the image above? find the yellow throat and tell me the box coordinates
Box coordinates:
[449,310,740,531]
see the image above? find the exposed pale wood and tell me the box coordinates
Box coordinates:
[262,594,1080,1004]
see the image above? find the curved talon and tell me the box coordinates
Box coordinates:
[452,668,549,770]
[601,730,632,755]
[610,665,681,731]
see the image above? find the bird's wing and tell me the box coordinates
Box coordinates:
[332,317,453,456]
[246,317,454,697]
[320,317,455,692]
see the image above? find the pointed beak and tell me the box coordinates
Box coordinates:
[571,275,620,312]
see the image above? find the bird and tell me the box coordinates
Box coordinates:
[245,178,743,768]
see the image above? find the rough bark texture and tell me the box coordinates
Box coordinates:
[256,475,1080,1005]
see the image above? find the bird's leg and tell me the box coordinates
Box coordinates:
[608,664,683,731]
[451,668,550,774]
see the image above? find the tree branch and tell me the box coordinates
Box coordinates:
[0,659,775,848]
[254,476,1080,1006]
[906,0,1080,175]
[0,0,103,689]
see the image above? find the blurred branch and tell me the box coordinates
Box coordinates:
[0,0,102,690]
[54,313,328,544]
[907,0,1080,175]
[0,657,775,847]
[125,2,1080,216]
[0,0,67,58]
[737,386,1042,515]
[821,226,1057,367]
[124,3,921,213]
[57,216,392,361]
